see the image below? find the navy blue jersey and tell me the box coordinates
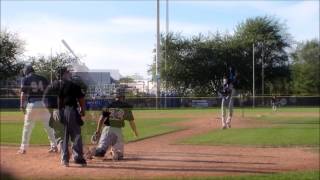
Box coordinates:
[220,83,232,98]
[228,68,236,85]
[21,73,48,102]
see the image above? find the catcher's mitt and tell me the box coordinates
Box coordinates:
[91,131,101,145]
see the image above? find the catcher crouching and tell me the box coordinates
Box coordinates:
[86,92,138,161]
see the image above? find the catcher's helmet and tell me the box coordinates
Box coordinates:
[114,87,126,98]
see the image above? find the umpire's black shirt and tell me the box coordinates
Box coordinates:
[59,80,84,108]
[43,80,64,109]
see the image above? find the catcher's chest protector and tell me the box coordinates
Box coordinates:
[108,108,126,127]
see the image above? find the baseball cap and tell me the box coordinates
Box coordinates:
[23,64,34,76]
[56,66,70,79]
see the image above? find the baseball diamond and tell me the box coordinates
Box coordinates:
[1,1,319,179]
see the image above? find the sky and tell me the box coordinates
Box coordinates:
[1,0,319,79]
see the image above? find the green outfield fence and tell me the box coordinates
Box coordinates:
[0,96,319,109]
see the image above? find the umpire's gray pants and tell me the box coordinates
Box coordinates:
[61,106,84,162]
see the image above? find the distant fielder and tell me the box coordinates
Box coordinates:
[271,95,277,112]
[18,64,57,154]
[219,67,237,129]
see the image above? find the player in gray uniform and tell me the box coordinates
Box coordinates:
[220,67,237,129]
[17,65,57,154]
[86,92,138,160]
[271,96,277,112]
[59,68,87,167]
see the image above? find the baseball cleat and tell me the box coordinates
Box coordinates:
[110,150,123,161]
[221,126,227,130]
[17,149,26,154]
[85,147,96,160]
[227,123,231,128]
[48,146,58,153]
[61,160,69,167]
[74,158,87,167]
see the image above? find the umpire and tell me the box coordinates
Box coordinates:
[58,67,87,167]
[42,68,67,152]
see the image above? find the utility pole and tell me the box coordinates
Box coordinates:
[261,43,264,106]
[156,0,160,109]
[252,43,255,108]
[50,48,53,83]
[164,0,169,108]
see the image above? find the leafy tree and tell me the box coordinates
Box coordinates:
[28,52,76,81]
[291,39,320,95]
[0,30,25,81]
[119,76,134,83]
[234,16,292,95]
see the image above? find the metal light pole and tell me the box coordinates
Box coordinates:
[252,43,255,108]
[164,0,169,108]
[156,0,160,109]
[50,48,53,83]
[261,44,264,106]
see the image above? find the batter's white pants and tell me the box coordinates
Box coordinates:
[221,88,235,128]
[20,101,57,150]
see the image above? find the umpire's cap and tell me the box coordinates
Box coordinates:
[56,66,70,79]
[22,64,35,76]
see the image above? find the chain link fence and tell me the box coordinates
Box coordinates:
[1,96,319,109]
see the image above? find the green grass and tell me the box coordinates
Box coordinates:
[131,107,319,114]
[154,170,320,180]
[2,107,317,116]
[179,115,320,147]
[180,126,319,147]
[6,170,319,180]
[123,118,185,142]
[0,118,186,145]
[1,108,319,147]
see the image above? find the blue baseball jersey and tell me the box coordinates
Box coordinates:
[21,73,48,102]
[228,69,236,84]
[220,83,232,98]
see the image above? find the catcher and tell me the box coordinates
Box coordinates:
[87,91,138,160]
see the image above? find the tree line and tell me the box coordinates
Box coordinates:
[149,16,319,96]
[1,16,319,96]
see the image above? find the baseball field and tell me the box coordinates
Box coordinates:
[0,107,319,180]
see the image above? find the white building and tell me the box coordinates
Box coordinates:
[73,66,121,97]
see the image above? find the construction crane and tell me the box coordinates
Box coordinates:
[61,39,79,63]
